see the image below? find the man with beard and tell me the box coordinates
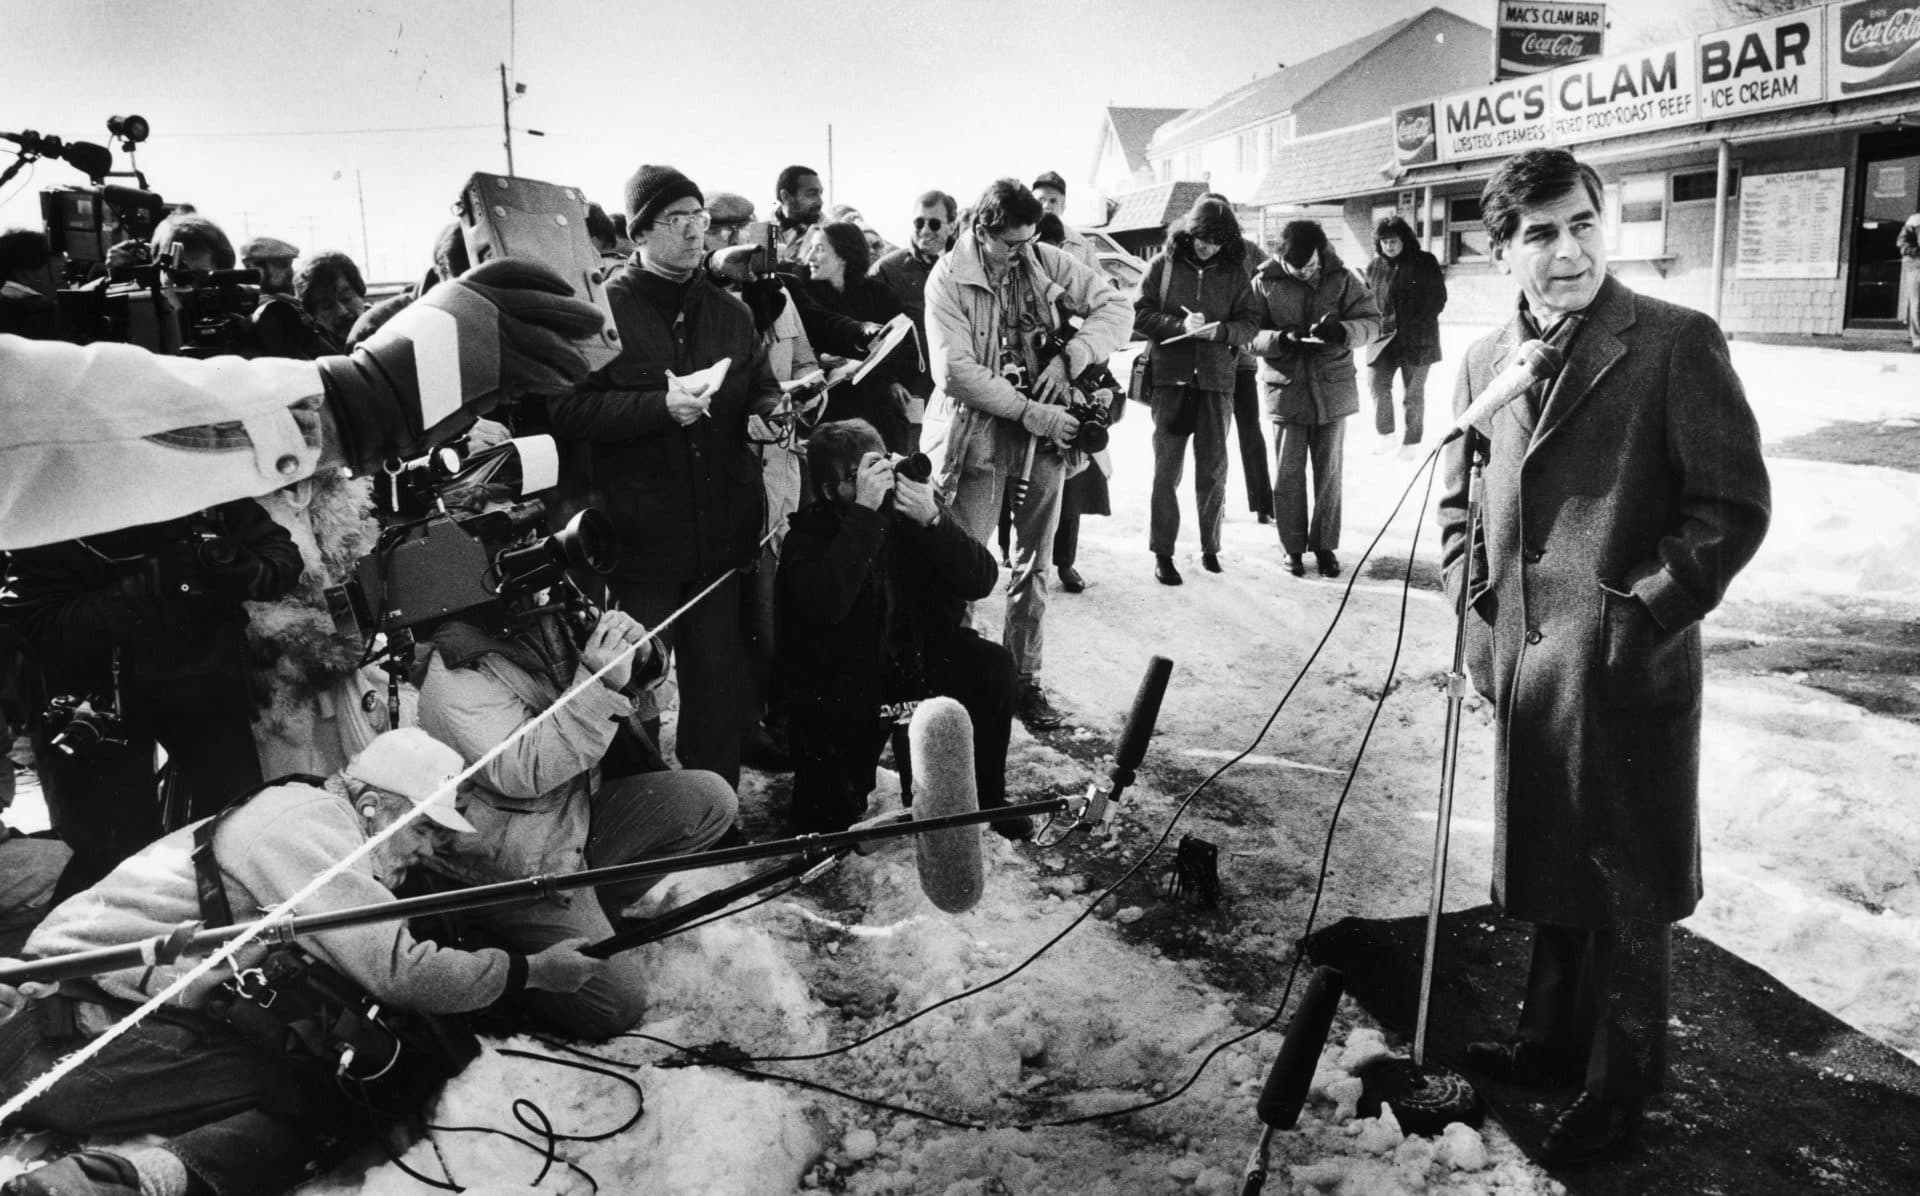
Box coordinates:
[920,179,1131,731]
[772,164,826,269]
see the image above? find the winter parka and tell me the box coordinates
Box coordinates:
[1248,249,1381,425]
[1363,248,1448,369]
[1133,240,1259,396]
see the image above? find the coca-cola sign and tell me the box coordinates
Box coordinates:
[1832,0,1920,95]
[1393,102,1438,167]
[1496,1,1607,79]
[1499,26,1605,77]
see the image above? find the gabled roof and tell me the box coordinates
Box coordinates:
[1104,106,1189,172]
[1146,8,1472,156]
[1098,180,1213,235]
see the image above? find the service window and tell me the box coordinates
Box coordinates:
[1671,165,1740,204]
[1611,173,1667,258]
[1446,195,1489,265]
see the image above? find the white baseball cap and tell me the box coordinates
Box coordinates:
[342,728,476,833]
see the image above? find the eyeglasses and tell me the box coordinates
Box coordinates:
[912,216,945,232]
[994,229,1036,249]
[659,209,713,235]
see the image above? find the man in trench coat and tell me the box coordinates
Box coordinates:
[1435,148,1771,1163]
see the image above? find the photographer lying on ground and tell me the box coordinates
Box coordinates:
[0,729,602,1196]
[776,419,1026,839]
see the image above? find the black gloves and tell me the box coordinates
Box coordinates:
[317,258,612,472]
[1308,315,1348,348]
[740,275,789,335]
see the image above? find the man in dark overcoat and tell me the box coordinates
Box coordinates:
[1435,148,1771,1163]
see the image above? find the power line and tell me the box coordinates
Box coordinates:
[167,125,495,139]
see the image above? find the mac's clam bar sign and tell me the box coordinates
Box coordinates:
[1495,2,1607,80]
[1392,1,1920,170]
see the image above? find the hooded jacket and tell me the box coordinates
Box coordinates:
[1248,247,1381,424]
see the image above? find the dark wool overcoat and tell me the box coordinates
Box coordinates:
[1435,276,1771,925]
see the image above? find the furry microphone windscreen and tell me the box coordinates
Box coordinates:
[908,697,985,914]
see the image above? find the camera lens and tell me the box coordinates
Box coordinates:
[1073,422,1110,453]
[892,452,933,483]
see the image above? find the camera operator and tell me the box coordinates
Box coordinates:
[415,594,737,1038]
[2,497,304,889]
[921,178,1131,731]
[776,419,1025,837]
[0,729,603,1196]
[0,257,611,551]
[546,165,783,790]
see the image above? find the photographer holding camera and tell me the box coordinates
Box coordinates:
[415,591,738,1038]
[776,419,1023,837]
[920,178,1131,731]
[2,498,304,890]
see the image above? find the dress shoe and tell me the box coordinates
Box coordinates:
[1014,680,1065,731]
[1464,1038,1583,1087]
[1057,564,1086,593]
[1256,510,1273,525]
[1539,1091,1642,1164]
[1154,554,1183,586]
[1314,550,1341,578]
[1283,553,1306,577]
[1201,552,1222,574]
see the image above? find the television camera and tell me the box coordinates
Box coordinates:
[2,115,261,355]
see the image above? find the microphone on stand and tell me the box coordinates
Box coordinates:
[908,698,986,914]
[1439,340,1563,444]
[1240,966,1347,1195]
[1076,655,1174,830]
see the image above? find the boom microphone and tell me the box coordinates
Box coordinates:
[1439,339,1563,444]
[909,698,985,914]
[1256,966,1346,1130]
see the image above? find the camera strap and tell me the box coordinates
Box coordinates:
[189,777,479,1100]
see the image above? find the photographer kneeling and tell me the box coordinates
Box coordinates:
[777,420,1025,839]
[0,729,602,1196]
[415,591,738,1039]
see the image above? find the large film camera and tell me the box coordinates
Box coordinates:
[998,345,1121,454]
[3,116,260,355]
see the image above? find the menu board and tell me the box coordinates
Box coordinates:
[1736,168,1845,278]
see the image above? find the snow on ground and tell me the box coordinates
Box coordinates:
[9,329,1918,1195]
[292,331,1920,1193]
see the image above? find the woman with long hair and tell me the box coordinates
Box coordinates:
[799,221,912,451]
[1132,200,1259,585]
[1363,214,1448,456]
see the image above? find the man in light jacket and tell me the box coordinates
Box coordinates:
[920,179,1131,730]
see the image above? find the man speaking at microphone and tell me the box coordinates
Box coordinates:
[1436,148,1770,1163]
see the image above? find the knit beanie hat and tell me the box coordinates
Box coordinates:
[624,165,704,237]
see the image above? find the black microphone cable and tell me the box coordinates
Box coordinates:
[595,449,1445,1133]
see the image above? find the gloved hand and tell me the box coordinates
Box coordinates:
[739,275,788,334]
[1308,315,1349,348]
[317,258,611,472]
[707,243,764,285]
[1251,327,1312,356]
[1020,400,1080,445]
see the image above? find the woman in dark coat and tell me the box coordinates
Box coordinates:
[799,222,912,452]
[1363,215,1447,454]
[1132,200,1259,585]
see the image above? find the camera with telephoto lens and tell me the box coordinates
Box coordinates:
[42,693,129,758]
[890,452,933,483]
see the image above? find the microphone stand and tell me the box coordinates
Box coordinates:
[1354,430,1486,1135]
[0,796,1093,988]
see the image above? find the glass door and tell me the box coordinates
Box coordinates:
[1846,132,1920,327]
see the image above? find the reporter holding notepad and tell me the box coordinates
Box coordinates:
[1131,200,1259,587]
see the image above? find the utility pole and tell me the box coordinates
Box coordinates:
[500,63,515,177]
[826,123,834,207]
[356,169,371,275]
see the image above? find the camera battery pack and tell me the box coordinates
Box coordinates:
[455,173,621,372]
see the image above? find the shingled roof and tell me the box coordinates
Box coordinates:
[1250,121,1395,208]
[1099,180,1214,235]
[1146,12,1426,158]
[1105,106,1188,173]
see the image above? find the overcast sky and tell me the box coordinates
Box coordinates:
[0,0,1679,281]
